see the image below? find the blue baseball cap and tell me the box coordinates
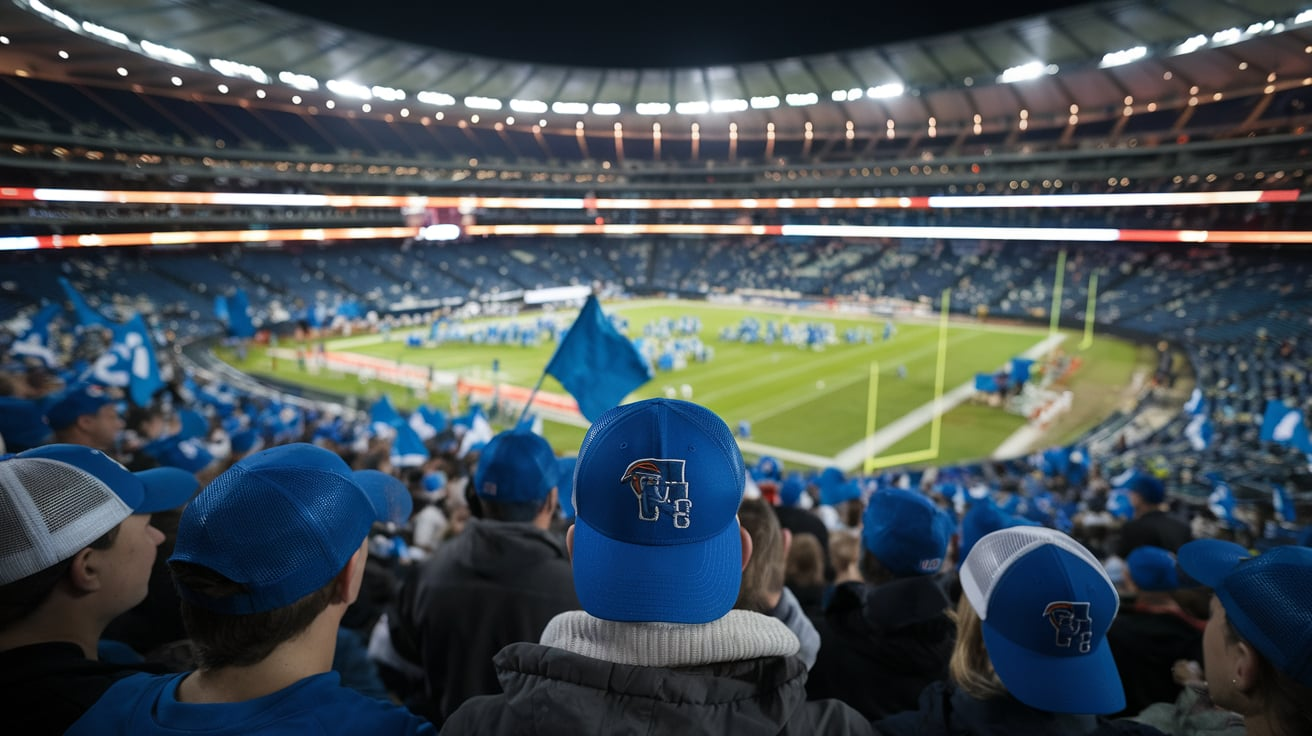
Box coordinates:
[170,443,386,615]
[142,435,215,474]
[572,398,745,624]
[353,469,414,526]
[1125,545,1180,592]
[961,526,1124,714]
[778,472,806,507]
[862,487,953,576]
[473,427,558,504]
[1118,472,1165,505]
[556,456,578,520]
[1178,540,1312,686]
[960,500,1039,563]
[135,466,201,514]
[44,384,116,431]
[17,443,147,511]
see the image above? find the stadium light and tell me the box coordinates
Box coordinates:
[465,96,502,110]
[675,101,710,114]
[371,85,405,102]
[1174,34,1208,54]
[210,58,270,84]
[510,99,548,114]
[279,71,319,91]
[591,102,621,115]
[786,93,819,106]
[750,96,779,109]
[1099,46,1147,68]
[710,98,748,113]
[81,22,129,46]
[29,0,77,31]
[551,101,589,115]
[636,102,671,115]
[866,82,904,99]
[998,61,1054,83]
[327,79,372,100]
[1297,9,1312,24]
[417,91,455,106]
[141,40,195,67]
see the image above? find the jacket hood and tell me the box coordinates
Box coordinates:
[450,517,569,577]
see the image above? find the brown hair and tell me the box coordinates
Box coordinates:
[785,532,825,589]
[948,595,1009,701]
[171,561,338,670]
[0,525,120,630]
[735,497,785,614]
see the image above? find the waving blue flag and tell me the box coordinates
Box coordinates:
[86,314,163,405]
[226,289,256,339]
[58,276,114,330]
[544,295,652,422]
[1260,399,1312,452]
[1185,412,1213,451]
[11,302,62,367]
[1207,476,1242,529]
[1273,483,1295,524]
[390,421,430,468]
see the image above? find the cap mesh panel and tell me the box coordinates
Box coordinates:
[0,459,129,584]
[961,525,1112,621]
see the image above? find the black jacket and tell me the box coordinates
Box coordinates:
[877,680,1169,736]
[1106,605,1204,718]
[442,641,876,735]
[0,641,166,736]
[391,518,579,727]
[806,577,955,720]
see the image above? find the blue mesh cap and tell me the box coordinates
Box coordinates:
[135,466,201,514]
[170,443,383,615]
[352,469,413,526]
[572,398,745,624]
[1178,540,1312,686]
[862,487,954,576]
[1125,545,1180,592]
[473,427,559,504]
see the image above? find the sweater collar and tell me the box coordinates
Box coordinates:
[540,609,799,668]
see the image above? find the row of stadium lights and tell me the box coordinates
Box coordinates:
[18,44,1312,140]
[7,3,1312,132]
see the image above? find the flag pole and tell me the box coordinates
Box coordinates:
[516,372,548,427]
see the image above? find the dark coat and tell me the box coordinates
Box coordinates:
[390,518,578,727]
[877,680,1170,736]
[806,577,956,720]
[442,641,876,735]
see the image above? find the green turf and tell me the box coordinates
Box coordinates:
[219,299,1149,470]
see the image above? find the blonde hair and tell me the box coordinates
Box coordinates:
[948,595,1010,701]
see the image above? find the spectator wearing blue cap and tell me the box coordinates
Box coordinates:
[1176,540,1312,736]
[878,526,1166,736]
[391,426,577,729]
[807,487,958,720]
[1115,473,1192,560]
[0,445,172,735]
[46,383,124,453]
[443,399,873,735]
[1106,546,1206,718]
[64,443,435,736]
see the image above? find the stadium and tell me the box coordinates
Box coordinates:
[1,2,1311,531]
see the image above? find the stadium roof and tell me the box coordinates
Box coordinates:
[0,0,1309,140]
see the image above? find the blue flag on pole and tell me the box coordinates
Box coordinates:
[12,302,62,367]
[390,421,430,468]
[86,313,163,406]
[1207,476,1242,529]
[1273,483,1295,524]
[1185,412,1213,451]
[227,289,256,339]
[544,295,652,422]
[58,276,114,329]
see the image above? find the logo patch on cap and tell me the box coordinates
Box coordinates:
[622,458,691,529]
[1044,600,1094,653]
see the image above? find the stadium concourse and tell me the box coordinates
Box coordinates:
[1,0,1312,732]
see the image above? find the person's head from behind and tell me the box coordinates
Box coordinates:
[858,487,953,586]
[1121,473,1166,516]
[735,497,788,614]
[953,525,1125,714]
[0,445,167,646]
[472,426,559,527]
[785,532,825,591]
[1124,545,1180,598]
[568,398,749,624]
[1178,540,1312,736]
[45,384,123,452]
[168,442,391,669]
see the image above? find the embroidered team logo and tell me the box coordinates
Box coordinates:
[622,458,691,529]
[1043,601,1093,653]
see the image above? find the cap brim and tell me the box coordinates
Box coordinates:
[571,514,741,624]
[134,466,201,514]
[1177,538,1249,589]
[983,624,1125,714]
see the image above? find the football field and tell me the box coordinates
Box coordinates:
[225,299,1151,471]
